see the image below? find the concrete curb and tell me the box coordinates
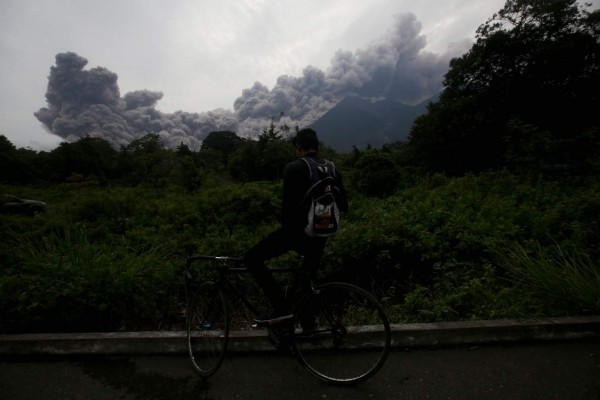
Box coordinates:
[1,316,599,356]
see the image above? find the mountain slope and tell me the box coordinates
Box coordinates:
[310,95,436,152]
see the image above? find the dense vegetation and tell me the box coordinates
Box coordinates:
[2,170,599,333]
[1,0,599,333]
[407,0,600,177]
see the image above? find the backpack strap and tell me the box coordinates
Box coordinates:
[301,157,336,181]
[301,157,312,181]
[299,157,336,206]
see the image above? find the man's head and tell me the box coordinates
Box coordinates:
[293,128,319,156]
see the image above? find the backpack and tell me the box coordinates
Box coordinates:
[301,157,341,238]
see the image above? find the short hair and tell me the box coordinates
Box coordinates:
[293,128,319,152]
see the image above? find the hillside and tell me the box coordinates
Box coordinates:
[309,95,437,152]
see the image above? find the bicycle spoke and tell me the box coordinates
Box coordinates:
[187,281,229,377]
[292,283,390,384]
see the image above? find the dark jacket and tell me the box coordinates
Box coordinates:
[281,154,348,233]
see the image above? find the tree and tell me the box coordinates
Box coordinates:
[125,133,163,155]
[407,0,600,175]
[66,136,118,182]
[168,141,202,192]
[0,135,23,183]
[228,117,296,182]
[176,141,193,156]
[257,116,297,181]
[353,150,399,197]
[118,133,173,186]
[258,114,294,143]
[200,131,243,167]
[228,140,261,182]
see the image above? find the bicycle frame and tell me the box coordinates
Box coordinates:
[185,255,302,324]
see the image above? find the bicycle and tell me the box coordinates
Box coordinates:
[184,255,391,385]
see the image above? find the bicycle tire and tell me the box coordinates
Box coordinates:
[291,282,391,385]
[186,280,229,377]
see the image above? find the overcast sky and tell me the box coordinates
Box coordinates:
[1,0,597,150]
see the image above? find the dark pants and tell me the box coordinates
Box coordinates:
[244,227,327,312]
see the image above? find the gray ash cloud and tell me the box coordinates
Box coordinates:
[35,52,238,149]
[35,13,467,148]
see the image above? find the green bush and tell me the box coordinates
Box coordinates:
[326,171,600,322]
[1,171,599,332]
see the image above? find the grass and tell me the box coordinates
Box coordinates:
[502,242,600,316]
[0,224,184,332]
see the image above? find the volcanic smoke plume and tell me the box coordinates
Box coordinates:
[35,13,467,149]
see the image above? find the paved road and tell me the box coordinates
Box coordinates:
[1,340,599,400]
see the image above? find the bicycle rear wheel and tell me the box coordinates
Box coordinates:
[291,282,391,385]
[186,280,229,377]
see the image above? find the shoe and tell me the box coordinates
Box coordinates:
[254,309,293,324]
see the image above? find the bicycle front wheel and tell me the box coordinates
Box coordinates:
[292,282,391,385]
[187,280,229,377]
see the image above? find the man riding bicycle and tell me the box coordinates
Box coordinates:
[244,128,348,323]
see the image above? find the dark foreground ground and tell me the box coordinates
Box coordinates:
[1,339,598,400]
